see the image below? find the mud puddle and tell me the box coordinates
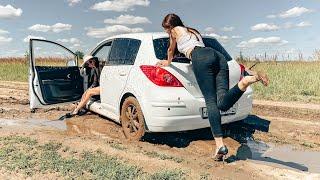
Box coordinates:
[236,140,320,173]
[0,118,67,130]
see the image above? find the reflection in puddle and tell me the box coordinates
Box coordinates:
[242,140,320,173]
[0,119,20,126]
[0,118,66,130]
[226,116,320,173]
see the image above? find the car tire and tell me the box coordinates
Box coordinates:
[120,96,146,141]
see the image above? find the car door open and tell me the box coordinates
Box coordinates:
[29,39,84,109]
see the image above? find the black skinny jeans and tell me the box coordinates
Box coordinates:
[191,46,244,137]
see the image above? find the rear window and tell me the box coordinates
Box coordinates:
[153,37,232,61]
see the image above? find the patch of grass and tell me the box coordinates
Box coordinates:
[143,151,184,163]
[301,142,316,148]
[0,58,28,82]
[0,135,186,179]
[110,142,127,150]
[200,173,211,180]
[148,169,185,180]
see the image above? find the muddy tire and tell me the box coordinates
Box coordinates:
[120,96,146,141]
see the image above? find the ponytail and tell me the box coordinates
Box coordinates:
[186,27,202,40]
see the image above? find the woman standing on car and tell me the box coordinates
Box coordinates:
[157,13,269,162]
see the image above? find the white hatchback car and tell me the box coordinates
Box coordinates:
[29,32,253,140]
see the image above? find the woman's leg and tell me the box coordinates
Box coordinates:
[214,51,245,111]
[72,87,100,114]
[191,48,244,156]
[191,48,223,139]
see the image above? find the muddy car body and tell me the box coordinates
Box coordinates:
[29,32,253,140]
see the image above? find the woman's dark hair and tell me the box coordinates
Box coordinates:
[162,13,201,35]
[162,13,201,58]
[92,57,99,68]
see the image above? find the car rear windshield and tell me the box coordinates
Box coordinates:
[153,37,232,61]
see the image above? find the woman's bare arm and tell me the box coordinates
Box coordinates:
[167,33,177,64]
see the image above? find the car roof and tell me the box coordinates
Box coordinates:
[96,32,216,44]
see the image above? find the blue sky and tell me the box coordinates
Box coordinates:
[0,0,319,59]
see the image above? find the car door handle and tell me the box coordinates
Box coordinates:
[119,72,127,76]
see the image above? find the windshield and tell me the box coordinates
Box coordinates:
[153,37,232,61]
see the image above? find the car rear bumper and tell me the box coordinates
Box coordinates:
[141,87,253,132]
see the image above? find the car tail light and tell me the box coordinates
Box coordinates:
[239,64,246,81]
[140,65,183,87]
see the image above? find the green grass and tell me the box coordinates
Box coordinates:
[0,136,186,179]
[142,150,184,163]
[1,57,320,103]
[239,61,320,103]
[0,61,28,82]
[148,169,185,180]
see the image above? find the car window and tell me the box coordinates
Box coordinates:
[153,37,232,61]
[108,38,141,65]
[32,40,77,67]
[93,41,112,62]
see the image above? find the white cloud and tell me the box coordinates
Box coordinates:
[251,23,280,31]
[86,25,144,38]
[28,24,51,32]
[283,21,312,29]
[296,21,312,27]
[0,36,12,44]
[0,5,22,19]
[237,37,288,48]
[104,14,151,25]
[0,29,9,35]
[231,35,242,39]
[221,26,234,32]
[68,0,81,6]
[204,27,215,32]
[57,38,81,44]
[206,33,242,42]
[28,23,72,33]
[23,35,46,43]
[91,0,150,12]
[51,23,72,32]
[266,14,277,19]
[206,33,230,43]
[279,7,314,18]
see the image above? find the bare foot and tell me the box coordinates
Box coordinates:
[71,109,79,115]
[244,70,269,86]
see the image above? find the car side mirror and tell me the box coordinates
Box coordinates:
[66,59,76,67]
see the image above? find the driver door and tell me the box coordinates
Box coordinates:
[29,39,83,109]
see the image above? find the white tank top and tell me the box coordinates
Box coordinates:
[175,26,205,58]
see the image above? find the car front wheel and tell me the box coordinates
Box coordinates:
[120,96,146,141]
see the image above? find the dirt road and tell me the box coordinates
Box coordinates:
[0,81,319,179]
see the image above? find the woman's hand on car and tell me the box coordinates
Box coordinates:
[156,60,170,67]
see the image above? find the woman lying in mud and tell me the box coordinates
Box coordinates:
[71,55,100,116]
[157,13,269,162]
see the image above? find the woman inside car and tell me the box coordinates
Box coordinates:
[71,55,100,115]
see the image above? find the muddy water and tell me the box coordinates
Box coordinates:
[0,118,66,130]
[65,118,120,139]
[236,140,320,173]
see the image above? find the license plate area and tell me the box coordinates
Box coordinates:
[201,103,238,119]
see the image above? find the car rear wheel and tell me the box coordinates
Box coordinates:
[120,96,145,141]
